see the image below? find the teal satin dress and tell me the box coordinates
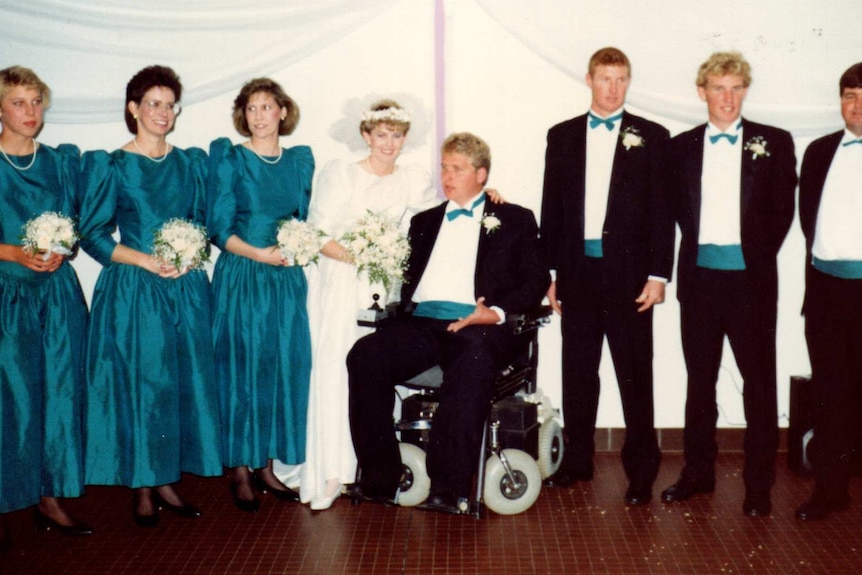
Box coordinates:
[0,144,87,513]
[207,138,313,468]
[80,148,221,488]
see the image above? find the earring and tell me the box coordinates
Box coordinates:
[133,115,139,120]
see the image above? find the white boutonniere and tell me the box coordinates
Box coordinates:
[744,136,770,160]
[481,214,501,235]
[620,126,645,150]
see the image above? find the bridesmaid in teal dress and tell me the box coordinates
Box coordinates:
[0,66,91,549]
[208,78,313,512]
[79,66,221,528]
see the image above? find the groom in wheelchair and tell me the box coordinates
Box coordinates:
[347,132,550,513]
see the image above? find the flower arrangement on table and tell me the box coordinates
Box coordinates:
[21,211,79,261]
[275,219,324,266]
[339,211,410,291]
[152,218,210,271]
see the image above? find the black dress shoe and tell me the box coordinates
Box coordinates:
[230,482,260,514]
[354,483,399,504]
[424,492,456,510]
[743,492,772,517]
[660,476,715,503]
[251,473,300,502]
[33,508,94,536]
[153,493,202,518]
[543,469,592,488]
[624,484,652,506]
[795,493,850,521]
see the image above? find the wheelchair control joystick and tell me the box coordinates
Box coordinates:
[357,293,390,327]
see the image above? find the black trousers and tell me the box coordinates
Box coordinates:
[679,267,778,494]
[560,257,660,486]
[347,316,514,497]
[805,268,862,498]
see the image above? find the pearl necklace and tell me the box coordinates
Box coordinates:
[132,138,171,163]
[247,140,282,165]
[0,138,38,171]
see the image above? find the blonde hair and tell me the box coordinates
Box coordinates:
[0,65,51,108]
[696,51,751,88]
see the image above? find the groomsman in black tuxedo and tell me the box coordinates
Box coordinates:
[540,47,674,506]
[795,62,862,521]
[347,133,549,510]
[660,52,797,517]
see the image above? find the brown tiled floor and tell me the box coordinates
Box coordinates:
[3,453,861,574]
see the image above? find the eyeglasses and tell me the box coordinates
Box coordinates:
[142,99,181,115]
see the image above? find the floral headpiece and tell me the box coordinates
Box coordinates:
[361,107,412,123]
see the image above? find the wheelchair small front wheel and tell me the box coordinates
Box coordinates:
[537,418,565,478]
[483,449,541,515]
[397,443,430,507]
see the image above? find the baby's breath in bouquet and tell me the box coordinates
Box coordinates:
[21,211,79,261]
[339,211,410,291]
[275,219,324,266]
[152,218,209,271]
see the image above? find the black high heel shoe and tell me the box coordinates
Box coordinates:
[153,492,202,518]
[131,495,159,528]
[230,481,260,513]
[251,472,300,502]
[33,507,94,536]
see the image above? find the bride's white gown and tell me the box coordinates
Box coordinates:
[273,159,437,503]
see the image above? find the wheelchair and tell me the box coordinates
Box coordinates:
[352,303,563,518]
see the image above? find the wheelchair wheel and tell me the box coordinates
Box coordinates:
[537,418,564,478]
[483,449,541,515]
[397,443,430,507]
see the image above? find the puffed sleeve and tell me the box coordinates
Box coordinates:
[289,145,314,222]
[78,150,119,267]
[206,138,239,250]
[307,159,351,241]
[185,146,209,229]
[55,144,82,218]
[398,163,437,233]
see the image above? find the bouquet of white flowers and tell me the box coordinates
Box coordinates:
[339,211,410,291]
[275,219,324,266]
[152,218,209,271]
[21,211,79,261]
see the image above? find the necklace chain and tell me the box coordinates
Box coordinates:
[247,140,282,165]
[0,139,38,171]
[132,138,171,163]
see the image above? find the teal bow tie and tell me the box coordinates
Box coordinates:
[588,112,622,131]
[709,133,738,145]
[842,138,862,147]
[446,193,486,221]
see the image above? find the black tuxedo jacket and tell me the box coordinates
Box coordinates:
[671,118,797,303]
[799,130,845,313]
[540,111,674,305]
[401,200,549,316]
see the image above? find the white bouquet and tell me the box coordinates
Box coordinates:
[339,211,410,291]
[152,218,209,271]
[21,211,79,261]
[275,219,324,266]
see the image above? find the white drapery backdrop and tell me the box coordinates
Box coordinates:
[2,0,858,429]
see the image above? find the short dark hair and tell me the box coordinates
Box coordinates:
[124,65,182,134]
[839,62,862,93]
[232,77,300,137]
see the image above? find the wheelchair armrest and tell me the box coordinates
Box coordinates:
[505,305,553,335]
